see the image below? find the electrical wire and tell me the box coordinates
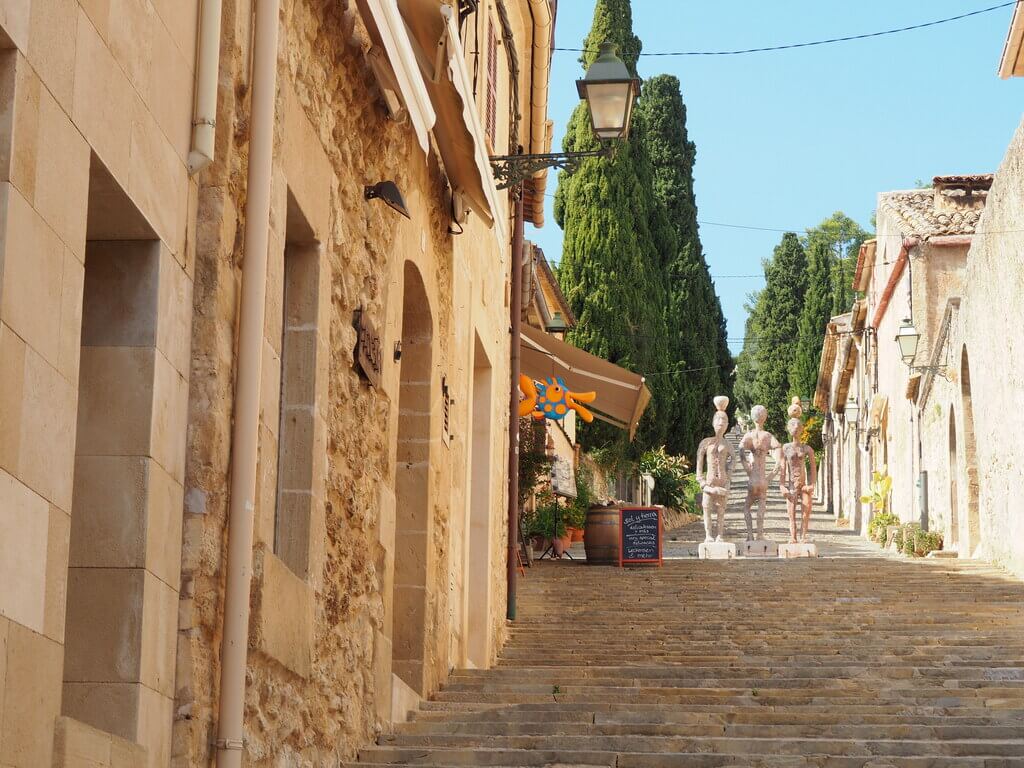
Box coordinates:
[555,2,1017,57]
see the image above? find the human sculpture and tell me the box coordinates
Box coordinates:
[695,396,735,542]
[779,397,817,544]
[739,405,781,541]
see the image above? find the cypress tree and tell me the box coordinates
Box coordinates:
[634,73,727,458]
[750,233,807,434]
[789,238,834,400]
[554,0,672,453]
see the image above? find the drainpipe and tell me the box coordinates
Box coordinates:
[188,0,224,174]
[506,183,524,622]
[215,1,280,766]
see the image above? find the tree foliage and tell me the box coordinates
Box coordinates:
[554,0,672,453]
[634,74,732,458]
[746,233,807,434]
[789,238,833,400]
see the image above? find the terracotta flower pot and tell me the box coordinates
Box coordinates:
[571,527,584,543]
[552,536,566,557]
[531,535,547,553]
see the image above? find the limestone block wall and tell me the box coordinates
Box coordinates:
[0,1,196,766]
[175,0,513,765]
[959,118,1024,576]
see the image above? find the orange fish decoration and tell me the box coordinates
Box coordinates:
[518,375,596,423]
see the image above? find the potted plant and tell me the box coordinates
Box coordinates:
[861,467,893,541]
[531,492,567,556]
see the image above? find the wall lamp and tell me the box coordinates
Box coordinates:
[895,318,949,379]
[489,42,640,190]
[364,181,411,219]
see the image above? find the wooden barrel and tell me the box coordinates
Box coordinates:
[584,505,620,564]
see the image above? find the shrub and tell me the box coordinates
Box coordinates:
[913,529,943,557]
[639,447,691,510]
[868,511,899,543]
[526,491,565,539]
[563,463,597,529]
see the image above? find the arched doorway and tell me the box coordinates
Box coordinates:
[960,347,982,557]
[948,407,960,551]
[392,262,433,694]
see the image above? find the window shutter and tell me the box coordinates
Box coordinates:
[486,20,498,148]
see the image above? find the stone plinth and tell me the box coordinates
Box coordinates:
[779,542,818,559]
[742,540,778,558]
[699,541,737,560]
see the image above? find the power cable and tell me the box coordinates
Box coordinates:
[555,2,1017,57]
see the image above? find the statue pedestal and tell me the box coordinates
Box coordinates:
[698,541,736,560]
[741,540,778,558]
[779,542,818,559]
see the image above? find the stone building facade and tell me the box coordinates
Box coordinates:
[817,135,1024,577]
[923,122,1024,575]
[0,0,555,766]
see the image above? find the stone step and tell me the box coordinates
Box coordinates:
[350,491,1024,767]
[410,706,1023,726]
[374,734,1024,757]
[396,719,1024,741]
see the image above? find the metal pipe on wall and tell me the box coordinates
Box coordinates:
[189,0,225,174]
[506,185,524,621]
[215,0,281,764]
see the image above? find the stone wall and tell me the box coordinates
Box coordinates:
[958,118,1024,576]
[175,0,513,765]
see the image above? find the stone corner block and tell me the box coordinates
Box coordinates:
[253,545,313,679]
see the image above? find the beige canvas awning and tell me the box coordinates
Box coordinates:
[520,324,651,440]
[399,0,500,230]
[355,0,435,154]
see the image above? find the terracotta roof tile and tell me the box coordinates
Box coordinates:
[877,190,983,238]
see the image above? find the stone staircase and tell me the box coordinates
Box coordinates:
[354,555,1024,766]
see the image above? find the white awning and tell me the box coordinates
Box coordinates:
[399,0,501,231]
[356,0,436,154]
[520,324,652,440]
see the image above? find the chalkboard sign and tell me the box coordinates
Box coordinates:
[619,507,662,566]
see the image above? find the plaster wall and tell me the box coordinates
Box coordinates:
[0,0,196,765]
[958,118,1024,576]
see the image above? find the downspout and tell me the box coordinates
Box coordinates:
[215,1,280,766]
[506,183,524,621]
[188,0,224,174]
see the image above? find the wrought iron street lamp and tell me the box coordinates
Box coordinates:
[844,396,859,427]
[895,318,948,379]
[490,42,640,190]
[544,311,568,334]
[895,318,920,365]
[575,42,641,141]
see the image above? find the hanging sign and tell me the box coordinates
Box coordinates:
[619,507,662,567]
[354,309,383,388]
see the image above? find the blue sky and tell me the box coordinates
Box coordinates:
[526,1,1024,354]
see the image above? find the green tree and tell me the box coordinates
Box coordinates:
[554,0,672,453]
[803,212,869,316]
[732,298,761,413]
[789,238,834,400]
[634,74,730,458]
[750,233,807,434]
